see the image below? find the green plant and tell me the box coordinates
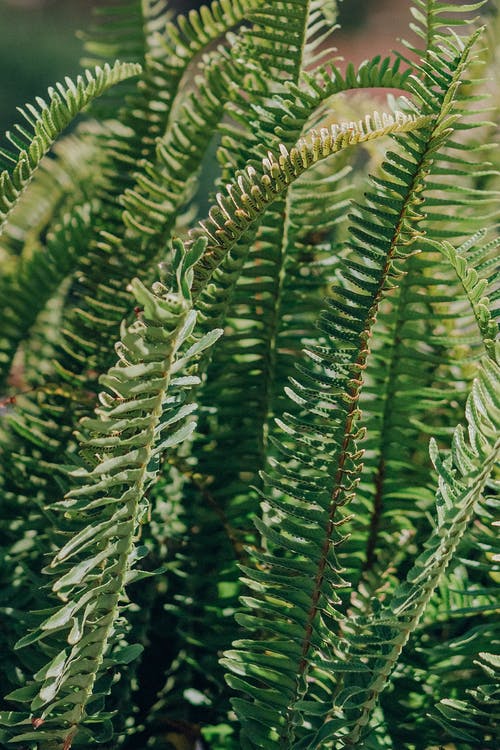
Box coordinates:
[0,1,498,749]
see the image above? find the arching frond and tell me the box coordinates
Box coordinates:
[192,110,428,294]
[0,62,140,232]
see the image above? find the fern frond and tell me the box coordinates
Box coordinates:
[143,2,330,712]
[338,349,499,748]
[430,643,500,746]
[0,124,105,260]
[241,0,315,82]
[0,62,140,232]
[219,116,446,749]
[121,40,255,238]
[36,0,269,402]
[301,0,339,69]
[192,110,428,294]
[219,21,494,748]
[3,238,222,748]
[0,3,496,747]
[345,11,498,621]
[433,233,499,355]
[0,203,96,390]
[218,53,414,189]
[0,8,284,730]
[350,222,499,617]
[404,0,486,61]
[389,532,500,749]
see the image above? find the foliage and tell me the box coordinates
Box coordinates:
[0,1,498,749]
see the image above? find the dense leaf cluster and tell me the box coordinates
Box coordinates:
[0,1,498,749]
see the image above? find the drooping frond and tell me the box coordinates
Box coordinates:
[0,62,140,231]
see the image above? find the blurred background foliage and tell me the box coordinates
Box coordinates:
[1,0,496,146]
[0,0,376,142]
[0,0,90,138]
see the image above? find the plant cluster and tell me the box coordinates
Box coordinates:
[0,1,498,749]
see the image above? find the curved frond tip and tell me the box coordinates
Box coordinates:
[192,109,431,293]
[0,61,141,232]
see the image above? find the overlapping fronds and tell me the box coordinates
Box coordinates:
[0,238,222,748]
[0,124,110,391]
[336,349,499,748]
[0,4,297,741]
[219,17,496,749]
[345,12,498,620]
[0,62,140,231]
[387,552,499,749]
[83,0,268,152]
[431,647,500,746]
[38,0,270,402]
[218,117,442,750]
[192,110,428,294]
[161,0,267,61]
[0,124,105,260]
[0,203,95,390]
[0,2,497,748]
[217,53,414,187]
[349,233,499,619]
[121,42,257,238]
[178,112,426,684]
[82,0,162,68]
[237,0,313,82]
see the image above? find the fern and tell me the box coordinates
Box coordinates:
[0,2,498,749]
[2,238,222,748]
[338,351,499,748]
[0,62,140,231]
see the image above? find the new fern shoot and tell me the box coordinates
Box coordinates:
[0,1,498,749]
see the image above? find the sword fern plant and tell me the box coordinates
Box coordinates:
[0,1,498,749]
